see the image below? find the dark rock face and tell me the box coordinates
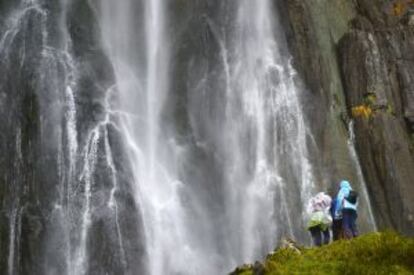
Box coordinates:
[282,0,414,235]
[339,8,414,234]
[278,0,360,187]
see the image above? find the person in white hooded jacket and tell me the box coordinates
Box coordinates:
[306,192,332,246]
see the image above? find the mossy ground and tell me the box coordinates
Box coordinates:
[231,232,414,275]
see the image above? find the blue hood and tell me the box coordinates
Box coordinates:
[334,180,353,219]
[340,180,351,190]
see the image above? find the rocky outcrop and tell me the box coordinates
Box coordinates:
[282,0,414,235]
[278,0,371,198]
[339,2,414,234]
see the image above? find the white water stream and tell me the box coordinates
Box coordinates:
[99,0,316,274]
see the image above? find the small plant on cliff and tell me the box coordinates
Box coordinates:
[385,0,414,17]
[351,105,373,119]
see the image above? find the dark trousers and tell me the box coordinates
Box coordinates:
[309,225,330,247]
[332,219,343,240]
[342,209,358,239]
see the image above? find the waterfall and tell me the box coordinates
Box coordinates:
[0,0,379,274]
[98,0,315,274]
[99,0,189,273]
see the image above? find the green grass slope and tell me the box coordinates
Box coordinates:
[231,232,414,275]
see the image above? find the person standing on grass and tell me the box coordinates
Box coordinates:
[330,194,343,240]
[334,180,359,239]
[306,192,333,246]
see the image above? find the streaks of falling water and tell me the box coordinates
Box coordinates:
[0,0,96,274]
[7,207,22,275]
[347,120,378,231]
[7,208,17,275]
[140,1,190,274]
[104,127,127,269]
[96,0,313,274]
[218,0,315,263]
[8,127,23,275]
[0,2,47,275]
[145,0,164,181]
[74,129,100,275]
[99,0,317,274]
[62,51,78,275]
[0,2,46,57]
[98,0,186,274]
[2,0,135,274]
[48,0,81,273]
[104,86,128,269]
[71,84,128,275]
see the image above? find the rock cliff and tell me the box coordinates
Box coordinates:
[281,0,414,235]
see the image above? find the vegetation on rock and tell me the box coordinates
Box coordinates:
[230,232,414,275]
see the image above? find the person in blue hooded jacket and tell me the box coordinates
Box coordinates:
[334,180,358,239]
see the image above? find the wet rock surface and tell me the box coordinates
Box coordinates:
[0,1,146,274]
[282,0,414,235]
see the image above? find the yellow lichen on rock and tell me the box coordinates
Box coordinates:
[351,105,373,119]
[393,2,406,16]
[387,0,414,16]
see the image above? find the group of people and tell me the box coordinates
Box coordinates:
[306,180,359,247]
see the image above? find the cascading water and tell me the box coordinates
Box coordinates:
[347,121,378,231]
[99,0,191,273]
[0,0,378,274]
[98,0,316,274]
[0,0,144,274]
[0,0,81,273]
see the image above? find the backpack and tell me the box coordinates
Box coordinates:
[345,190,358,204]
